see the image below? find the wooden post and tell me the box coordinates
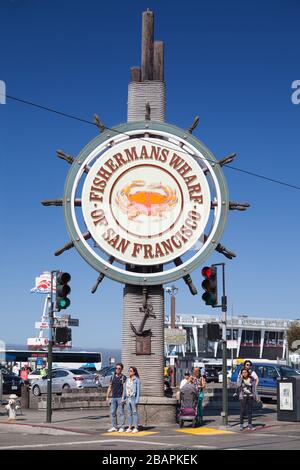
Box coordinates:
[130,67,141,82]
[153,41,164,81]
[141,10,154,81]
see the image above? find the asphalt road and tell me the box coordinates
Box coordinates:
[1,422,300,450]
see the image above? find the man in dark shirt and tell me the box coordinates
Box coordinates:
[106,362,126,432]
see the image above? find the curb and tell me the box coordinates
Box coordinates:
[0,421,92,436]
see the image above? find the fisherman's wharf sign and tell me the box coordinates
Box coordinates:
[63,122,229,285]
[82,138,211,265]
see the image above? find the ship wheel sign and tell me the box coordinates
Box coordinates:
[43,121,249,288]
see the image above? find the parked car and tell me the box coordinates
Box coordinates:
[230,362,300,400]
[0,366,23,397]
[79,365,101,385]
[204,366,219,383]
[98,366,115,388]
[30,368,98,396]
[98,366,112,376]
[218,367,233,383]
[28,369,48,383]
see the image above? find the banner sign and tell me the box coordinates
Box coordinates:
[31,271,56,294]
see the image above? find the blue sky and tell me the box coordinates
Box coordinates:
[1,0,300,349]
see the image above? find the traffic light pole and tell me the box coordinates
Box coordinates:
[46,270,57,423]
[213,263,228,427]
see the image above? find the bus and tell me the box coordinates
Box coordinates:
[2,350,102,372]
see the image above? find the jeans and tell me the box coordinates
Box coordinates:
[127,397,138,428]
[240,397,253,425]
[111,397,125,428]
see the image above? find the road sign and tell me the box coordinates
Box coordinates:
[54,317,79,327]
[164,328,187,346]
[227,340,238,350]
[35,322,49,330]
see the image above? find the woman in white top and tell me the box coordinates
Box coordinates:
[123,367,140,434]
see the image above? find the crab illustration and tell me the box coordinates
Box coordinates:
[115,180,177,220]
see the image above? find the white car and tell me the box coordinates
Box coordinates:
[30,368,98,396]
[98,366,115,388]
[28,369,47,383]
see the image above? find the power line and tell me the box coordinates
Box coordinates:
[5,93,300,192]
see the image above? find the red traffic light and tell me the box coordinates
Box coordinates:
[202,266,214,278]
[201,265,218,307]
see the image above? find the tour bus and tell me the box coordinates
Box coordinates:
[2,350,102,373]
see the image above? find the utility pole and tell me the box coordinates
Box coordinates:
[166,285,179,386]
[213,263,228,427]
[0,369,3,405]
[221,264,228,427]
[46,270,56,423]
[166,285,178,329]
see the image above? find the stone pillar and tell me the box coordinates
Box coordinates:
[122,285,165,398]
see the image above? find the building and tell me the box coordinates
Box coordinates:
[165,314,295,370]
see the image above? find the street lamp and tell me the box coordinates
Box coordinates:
[165,285,178,329]
[165,285,179,387]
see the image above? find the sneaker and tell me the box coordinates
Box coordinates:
[240,425,244,431]
[132,427,139,433]
[247,425,255,431]
[118,427,125,433]
[126,427,132,433]
[107,427,117,432]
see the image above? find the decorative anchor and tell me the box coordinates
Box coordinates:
[130,287,156,337]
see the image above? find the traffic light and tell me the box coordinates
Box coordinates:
[55,272,71,311]
[206,323,222,341]
[54,327,72,345]
[201,266,218,307]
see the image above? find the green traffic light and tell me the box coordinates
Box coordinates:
[58,298,71,309]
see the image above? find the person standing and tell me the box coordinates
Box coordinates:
[180,370,190,389]
[20,364,30,384]
[193,367,206,425]
[242,360,259,386]
[40,364,47,378]
[106,363,126,433]
[124,366,140,433]
[12,363,19,376]
[237,368,257,431]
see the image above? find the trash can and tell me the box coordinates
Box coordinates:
[277,376,300,421]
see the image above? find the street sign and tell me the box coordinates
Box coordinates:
[54,317,79,327]
[27,337,49,350]
[227,340,238,350]
[164,328,187,346]
[68,319,79,327]
[35,322,49,330]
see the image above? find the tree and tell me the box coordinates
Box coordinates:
[286,322,300,351]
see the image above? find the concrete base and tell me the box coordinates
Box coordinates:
[137,397,178,426]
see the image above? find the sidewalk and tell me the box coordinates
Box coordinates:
[1,404,299,436]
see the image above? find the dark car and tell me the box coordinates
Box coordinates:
[0,366,23,397]
[205,366,219,383]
